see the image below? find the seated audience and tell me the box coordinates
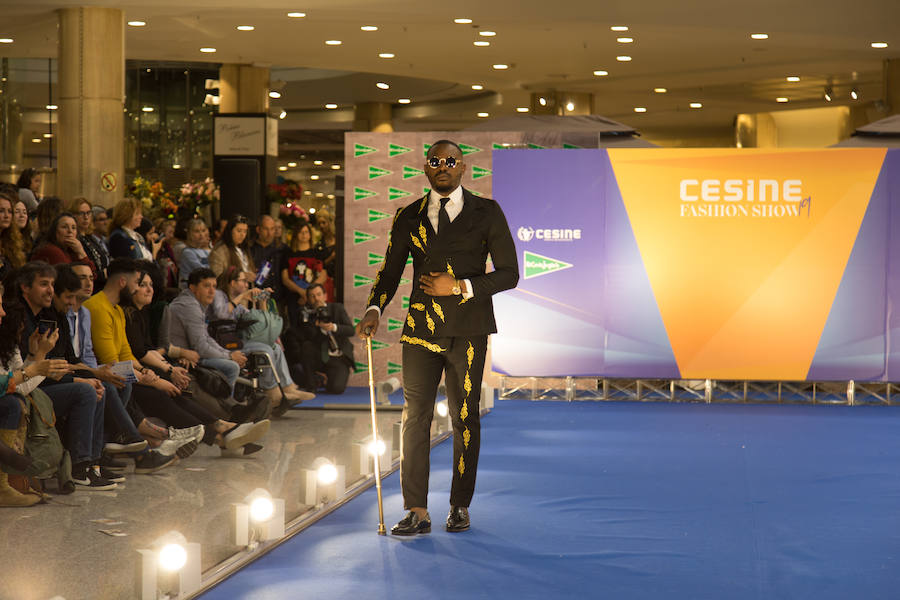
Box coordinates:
[0,189,26,285]
[30,213,98,278]
[68,197,110,291]
[32,196,63,249]
[13,198,34,257]
[178,218,211,288]
[108,198,152,260]
[249,215,283,300]
[16,168,41,212]
[209,214,255,278]
[281,221,328,328]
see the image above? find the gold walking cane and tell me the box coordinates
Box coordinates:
[365,333,387,535]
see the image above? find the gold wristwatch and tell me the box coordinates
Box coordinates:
[451,279,462,295]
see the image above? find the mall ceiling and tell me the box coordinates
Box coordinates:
[3,0,899,140]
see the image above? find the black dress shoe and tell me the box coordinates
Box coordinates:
[446,506,470,532]
[391,511,431,536]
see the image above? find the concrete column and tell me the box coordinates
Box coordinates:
[734,112,777,148]
[218,64,270,114]
[884,59,900,116]
[57,7,124,207]
[353,102,393,132]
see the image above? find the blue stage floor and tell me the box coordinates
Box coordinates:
[200,400,900,600]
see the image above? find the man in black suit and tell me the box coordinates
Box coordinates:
[292,283,355,394]
[357,139,519,535]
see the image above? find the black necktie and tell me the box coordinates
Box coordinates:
[438,197,451,234]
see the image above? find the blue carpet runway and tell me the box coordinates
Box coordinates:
[201,400,900,600]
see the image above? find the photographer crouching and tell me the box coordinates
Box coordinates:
[283,283,355,394]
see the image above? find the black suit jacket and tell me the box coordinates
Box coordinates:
[288,302,356,369]
[366,188,519,345]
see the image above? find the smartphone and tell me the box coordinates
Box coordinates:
[38,319,58,334]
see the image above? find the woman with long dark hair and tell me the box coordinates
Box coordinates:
[209,213,256,279]
[0,191,26,285]
[13,198,34,257]
[281,220,328,327]
[30,213,98,277]
[16,168,41,212]
[67,197,110,291]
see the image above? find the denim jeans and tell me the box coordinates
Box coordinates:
[0,394,23,429]
[102,381,142,443]
[199,357,240,392]
[43,382,105,465]
[241,341,295,390]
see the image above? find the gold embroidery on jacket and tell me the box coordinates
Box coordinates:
[419,196,428,214]
[431,299,445,322]
[459,296,470,305]
[460,400,468,421]
[410,234,424,253]
[464,372,472,399]
[399,335,446,353]
[418,223,428,247]
[425,311,435,334]
[463,427,470,449]
[410,303,425,311]
[379,293,387,309]
[466,342,474,369]
[406,314,415,329]
[458,455,465,476]
[446,261,455,278]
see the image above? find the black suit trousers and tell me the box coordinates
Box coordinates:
[400,334,487,509]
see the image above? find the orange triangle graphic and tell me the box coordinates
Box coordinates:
[609,148,886,380]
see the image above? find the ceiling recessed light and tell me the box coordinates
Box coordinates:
[474,41,490,47]
[376,82,390,89]
[142,106,154,112]
[315,192,324,197]
[654,87,667,93]
[304,190,311,195]
[751,33,769,40]
[287,162,297,167]
[327,194,335,199]
[31,138,41,143]
[310,175,320,180]
[492,64,508,70]
[634,107,647,113]
[279,110,287,119]
[786,76,800,82]
[127,21,146,27]
[689,102,703,108]
[471,84,484,90]
[43,133,52,138]
[616,56,632,62]
[479,31,497,37]
[516,107,529,113]
[325,40,342,45]
[172,164,181,169]
[454,18,473,24]
[593,70,608,76]
[477,112,490,117]
[398,98,411,104]
[200,47,216,53]
[313,160,323,165]
[331,164,341,170]
[616,37,633,43]
[278,166,288,171]
[46,104,58,110]
[611,26,629,32]
[287,12,306,18]
[378,53,395,58]
[776,97,789,103]
[871,42,888,49]
[850,88,859,100]
[324,103,338,109]
[268,91,281,98]
[361,25,378,31]
[565,101,575,111]
[538,97,547,106]
[237,25,254,31]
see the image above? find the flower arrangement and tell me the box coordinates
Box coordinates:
[178,177,220,218]
[268,181,308,229]
[131,177,176,218]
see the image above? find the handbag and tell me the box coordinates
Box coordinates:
[240,298,284,347]
[190,364,232,399]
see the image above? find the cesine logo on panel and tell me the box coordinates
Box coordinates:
[517,226,581,242]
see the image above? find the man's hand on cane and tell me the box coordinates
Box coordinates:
[357,308,380,339]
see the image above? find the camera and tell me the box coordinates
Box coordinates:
[300,305,331,324]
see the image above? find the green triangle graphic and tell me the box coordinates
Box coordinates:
[389,143,413,157]
[367,252,385,266]
[389,187,412,201]
[387,361,403,374]
[406,256,413,265]
[563,143,582,149]
[370,340,390,351]
[354,143,378,157]
[367,208,391,223]
[471,165,492,180]
[354,187,378,202]
[459,143,482,155]
[527,143,546,149]
[523,250,574,280]
[423,143,431,157]
[354,274,376,287]
[403,165,425,179]
[353,230,378,244]
[401,295,410,309]
[470,189,483,197]
[399,277,411,285]
[423,187,431,196]
[368,165,392,180]
[353,318,361,326]
[387,318,404,331]
[493,142,512,149]
[355,361,368,371]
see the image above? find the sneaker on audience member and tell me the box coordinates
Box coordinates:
[104,438,149,454]
[100,454,129,471]
[98,466,126,483]
[134,451,177,474]
[168,425,204,442]
[72,465,118,491]
[157,438,199,459]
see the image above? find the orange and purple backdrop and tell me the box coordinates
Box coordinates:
[492,148,900,381]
